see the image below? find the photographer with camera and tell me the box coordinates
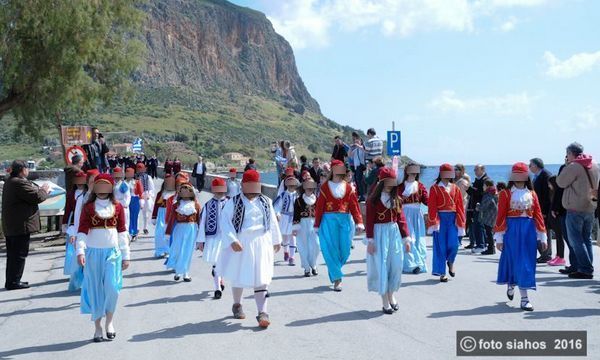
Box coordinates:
[84,127,109,173]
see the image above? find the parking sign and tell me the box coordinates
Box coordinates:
[387,131,401,156]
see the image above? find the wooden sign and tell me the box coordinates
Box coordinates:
[61,126,93,146]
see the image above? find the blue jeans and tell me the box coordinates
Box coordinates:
[565,211,595,274]
[469,213,485,248]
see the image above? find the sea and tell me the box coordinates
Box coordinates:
[258,164,563,187]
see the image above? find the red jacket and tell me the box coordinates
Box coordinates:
[397,182,429,205]
[314,181,363,228]
[494,189,546,234]
[427,183,466,230]
[63,190,76,225]
[152,190,172,219]
[365,196,410,239]
[78,202,127,234]
[165,200,201,235]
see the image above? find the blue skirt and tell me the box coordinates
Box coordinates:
[154,207,169,257]
[129,196,140,236]
[296,218,320,271]
[64,236,84,292]
[166,222,198,275]
[403,206,428,273]
[367,222,404,295]
[432,212,459,276]
[497,217,538,290]
[80,247,123,321]
[318,213,355,283]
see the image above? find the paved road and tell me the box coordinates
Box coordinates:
[1,194,599,359]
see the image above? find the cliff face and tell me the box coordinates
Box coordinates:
[139,0,321,114]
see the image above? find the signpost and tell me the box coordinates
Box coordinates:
[386,130,401,156]
[60,126,93,146]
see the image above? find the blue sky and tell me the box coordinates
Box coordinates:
[230,0,600,165]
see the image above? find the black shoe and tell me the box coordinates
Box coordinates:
[304,271,311,277]
[412,267,421,274]
[481,249,496,255]
[382,307,394,315]
[311,268,318,276]
[214,290,222,299]
[174,275,181,281]
[106,332,116,340]
[5,282,30,290]
[568,272,593,279]
[447,262,455,277]
[183,277,192,282]
[464,244,474,249]
[391,303,399,311]
[93,336,104,343]
[440,276,449,283]
[506,287,515,301]
[559,266,575,274]
[536,256,551,263]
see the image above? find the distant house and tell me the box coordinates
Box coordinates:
[112,143,133,154]
[222,152,249,166]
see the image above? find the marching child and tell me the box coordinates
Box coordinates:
[495,163,547,311]
[63,170,89,291]
[218,170,282,328]
[314,159,364,292]
[135,163,155,236]
[397,163,429,274]
[112,167,131,234]
[125,168,143,241]
[274,176,300,264]
[365,168,411,314]
[292,178,320,277]
[152,174,176,258]
[165,182,201,282]
[76,174,130,342]
[226,168,241,198]
[196,178,229,299]
[427,164,466,283]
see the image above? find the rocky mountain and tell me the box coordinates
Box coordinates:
[139,0,321,114]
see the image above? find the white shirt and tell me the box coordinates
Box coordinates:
[76,199,130,260]
[196,162,204,175]
[328,181,347,199]
[114,180,131,208]
[220,194,282,245]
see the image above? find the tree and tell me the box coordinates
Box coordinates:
[0,0,147,136]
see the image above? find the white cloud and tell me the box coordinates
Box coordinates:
[430,90,536,115]
[498,16,518,32]
[263,0,549,50]
[575,108,600,130]
[543,50,600,79]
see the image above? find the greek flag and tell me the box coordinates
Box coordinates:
[132,138,143,153]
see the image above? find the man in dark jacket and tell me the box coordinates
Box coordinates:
[331,136,347,162]
[466,165,490,253]
[529,158,553,263]
[83,127,109,172]
[191,156,207,192]
[2,160,49,290]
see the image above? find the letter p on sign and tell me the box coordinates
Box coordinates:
[386,131,401,156]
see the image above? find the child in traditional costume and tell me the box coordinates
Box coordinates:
[365,168,412,314]
[398,163,429,274]
[293,178,320,277]
[165,182,201,282]
[495,163,547,311]
[274,176,300,265]
[226,168,241,198]
[125,168,143,241]
[218,170,282,328]
[76,174,130,342]
[427,164,466,283]
[135,163,155,235]
[112,167,131,234]
[63,170,90,291]
[152,174,176,258]
[314,160,364,291]
[196,178,229,299]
